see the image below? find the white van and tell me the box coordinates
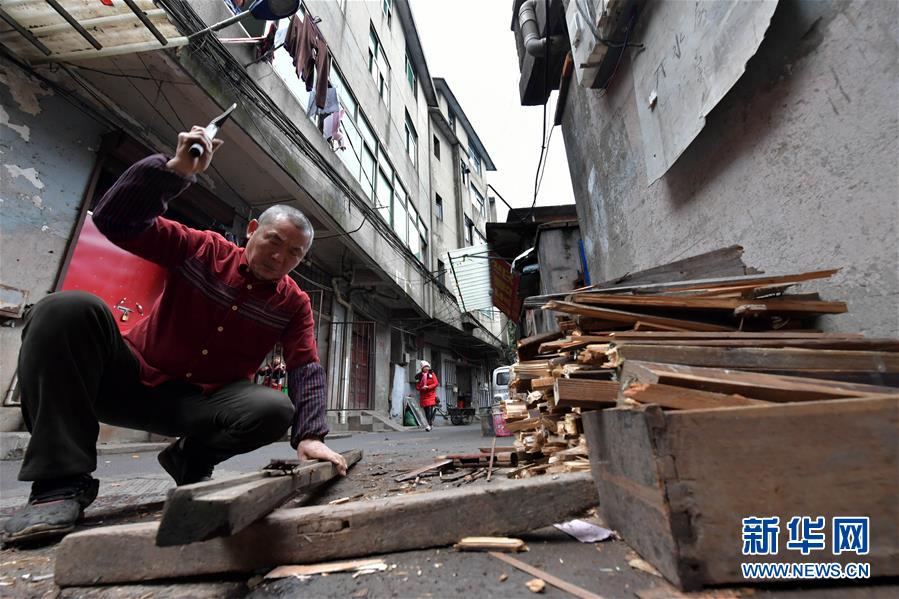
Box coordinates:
[491,366,511,405]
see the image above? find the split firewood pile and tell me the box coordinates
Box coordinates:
[501,247,899,478]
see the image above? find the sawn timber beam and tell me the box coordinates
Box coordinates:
[56,472,598,586]
[155,449,363,546]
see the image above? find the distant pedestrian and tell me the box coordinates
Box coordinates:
[415,361,439,431]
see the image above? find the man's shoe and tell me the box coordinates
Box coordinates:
[157,438,214,486]
[2,474,99,544]
[425,425,432,431]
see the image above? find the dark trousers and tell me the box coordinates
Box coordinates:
[424,406,436,426]
[17,291,295,482]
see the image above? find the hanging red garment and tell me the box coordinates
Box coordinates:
[284,15,331,109]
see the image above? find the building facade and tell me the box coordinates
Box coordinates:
[0,0,507,433]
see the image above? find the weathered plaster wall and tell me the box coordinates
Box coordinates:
[0,58,105,402]
[537,226,583,296]
[560,0,898,335]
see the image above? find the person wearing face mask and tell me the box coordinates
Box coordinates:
[415,361,439,431]
[3,126,345,544]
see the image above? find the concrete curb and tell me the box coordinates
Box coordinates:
[1,432,355,461]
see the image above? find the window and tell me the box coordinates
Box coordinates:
[473,188,486,217]
[382,0,392,25]
[405,54,417,99]
[433,135,440,160]
[474,228,487,246]
[435,193,443,221]
[460,160,470,187]
[404,111,418,166]
[376,166,393,223]
[469,147,483,177]
[368,26,390,103]
[392,183,408,244]
[448,111,456,130]
[437,259,446,287]
[464,217,474,245]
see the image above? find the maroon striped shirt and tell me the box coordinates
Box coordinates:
[93,154,328,444]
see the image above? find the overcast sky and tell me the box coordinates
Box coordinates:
[408,0,576,221]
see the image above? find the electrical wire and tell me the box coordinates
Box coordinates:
[61,62,194,85]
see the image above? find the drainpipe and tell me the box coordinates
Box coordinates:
[518,0,565,57]
[331,278,354,424]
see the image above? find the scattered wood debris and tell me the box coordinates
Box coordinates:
[454,537,527,552]
[490,551,605,599]
[265,559,389,579]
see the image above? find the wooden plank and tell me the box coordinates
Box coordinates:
[486,438,497,482]
[570,293,847,314]
[265,558,387,578]
[554,378,619,409]
[622,382,771,410]
[582,268,841,296]
[54,473,599,586]
[479,446,516,453]
[606,331,858,339]
[517,330,564,360]
[608,338,899,351]
[610,345,899,372]
[454,537,527,552]
[490,551,607,599]
[517,330,564,349]
[155,450,362,547]
[543,301,734,332]
[582,398,899,589]
[523,245,754,308]
[664,397,899,588]
[620,361,899,402]
[394,459,453,482]
[632,321,693,332]
[589,245,755,288]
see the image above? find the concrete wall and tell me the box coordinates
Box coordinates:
[429,122,460,260]
[0,58,106,405]
[537,226,583,295]
[560,0,898,336]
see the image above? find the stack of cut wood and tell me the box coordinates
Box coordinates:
[502,356,593,478]
[502,247,898,478]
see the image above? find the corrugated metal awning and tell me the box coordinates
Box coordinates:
[0,0,182,63]
[446,244,494,313]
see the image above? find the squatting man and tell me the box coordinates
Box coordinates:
[3,126,346,543]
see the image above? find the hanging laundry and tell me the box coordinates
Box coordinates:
[223,0,246,16]
[323,109,346,151]
[255,22,278,64]
[284,14,331,109]
[307,86,340,117]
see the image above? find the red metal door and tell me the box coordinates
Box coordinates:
[349,321,374,410]
[60,213,166,333]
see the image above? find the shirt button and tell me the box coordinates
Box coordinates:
[185,372,192,378]
[231,305,238,311]
[246,284,253,290]
[201,349,209,355]
[217,326,224,332]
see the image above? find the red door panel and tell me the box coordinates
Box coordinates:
[61,213,166,333]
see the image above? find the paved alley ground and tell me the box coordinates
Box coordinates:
[1,423,895,598]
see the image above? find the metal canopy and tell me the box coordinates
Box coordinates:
[0,0,182,63]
